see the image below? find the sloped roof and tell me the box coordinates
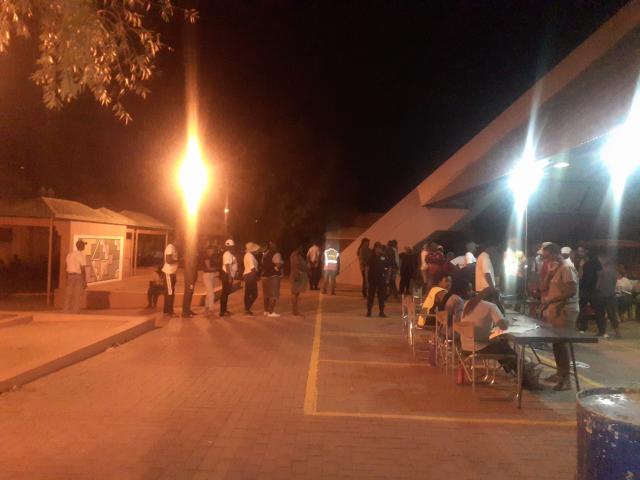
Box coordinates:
[420,2,640,207]
[120,210,171,230]
[0,197,170,230]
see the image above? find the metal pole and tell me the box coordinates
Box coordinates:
[46,216,54,306]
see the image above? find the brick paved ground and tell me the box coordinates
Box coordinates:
[2,282,630,479]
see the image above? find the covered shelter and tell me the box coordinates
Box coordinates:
[0,196,171,304]
[339,1,640,284]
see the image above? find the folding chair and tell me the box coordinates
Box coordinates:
[435,310,454,374]
[453,322,517,393]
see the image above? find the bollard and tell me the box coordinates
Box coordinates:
[576,387,640,479]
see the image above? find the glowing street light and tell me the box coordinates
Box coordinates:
[601,123,640,201]
[178,132,208,223]
[508,150,548,216]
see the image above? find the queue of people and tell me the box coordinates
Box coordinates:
[148,237,348,319]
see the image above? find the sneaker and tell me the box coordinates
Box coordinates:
[220,311,231,317]
[578,330,586,334]
[244,310,254,316]
[263,311,269,316]
[378,312,387,318]
[600,333,610,339]
[268,312,281,318]
[552,378,572,391]
[181,313,194,318]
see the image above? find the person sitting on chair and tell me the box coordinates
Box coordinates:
[146,266,166,309]
[422,273,452,314]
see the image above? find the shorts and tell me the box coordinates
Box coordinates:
[262,276,281,300]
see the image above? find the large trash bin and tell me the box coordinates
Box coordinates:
[577,387,640,479]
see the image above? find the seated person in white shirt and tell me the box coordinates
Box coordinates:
[460,288,516,373]
[443,280,472,325]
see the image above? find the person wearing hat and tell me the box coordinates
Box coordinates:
[63,239,88,313]
[243,242,260,315]
[220,239,238,317]
[561,246,574,267]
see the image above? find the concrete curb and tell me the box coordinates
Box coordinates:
[0,313,33,329]
[0,315,157,393]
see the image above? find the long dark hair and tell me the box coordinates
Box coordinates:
[357,238,370,255]
[463,288,498,317]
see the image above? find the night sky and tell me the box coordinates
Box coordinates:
[0,0,630,243]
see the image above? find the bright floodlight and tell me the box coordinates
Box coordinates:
[179,133,208,219]
[553,162,570,169]
[508,152,547,215]
[601,123,640,201]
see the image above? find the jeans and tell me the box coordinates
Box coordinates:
[202,272,216,310]
[163,273,177,314]
[367,279,385,314]
[545,306,579,377]
[476,340,517,373]
[63,273,85,313]
[220,271,233,314]
[323,271,337,294]
[594,295,619,335]
[182,272,196,315]
[243,272,258,312]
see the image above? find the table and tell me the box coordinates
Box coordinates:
[502,314,598,408]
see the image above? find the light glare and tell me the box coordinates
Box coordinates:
[553,162,570,169]
[179,134,208,219]
[601,124,640,201]
[508,155,547,214]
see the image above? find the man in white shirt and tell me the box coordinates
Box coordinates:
[162,234,179,317]
[464,242,478,266]
[243,242,260,315]
[220,239,238,317]
[475,245,497,292]
[306,242,322,290]
[322,244,340,295]
[63,239,88,313]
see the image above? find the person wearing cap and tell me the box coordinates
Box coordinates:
[63,239,88,313]
[540,242,580,390]
[561,246,574,267]
[220,239,238,317]
[162,232,179,317]
[243,242,260,315]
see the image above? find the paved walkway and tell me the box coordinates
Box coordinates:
[1,283,633,479]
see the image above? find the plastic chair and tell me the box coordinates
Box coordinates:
[453,322,516,393]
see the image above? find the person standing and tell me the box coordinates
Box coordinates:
[162,234,179,317]
[594,254,620,338]
[63,239,88,313]
[357,238,372,298]
[262,241,283,317]
[464,242,478,266]
[182,251,198,318]
[290,244,310,316]
[220,239,238,317]
[425,242,445,294]
[243,242,260,315]
[202,244,220,317]
[306,241,322,290]
[475,245,497,292]
[322,244,340,295]
[576,246,601,333]
[366,243,390,318]
[540,243,580,391]
[419,244,429,294]
[398,246,415,295]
